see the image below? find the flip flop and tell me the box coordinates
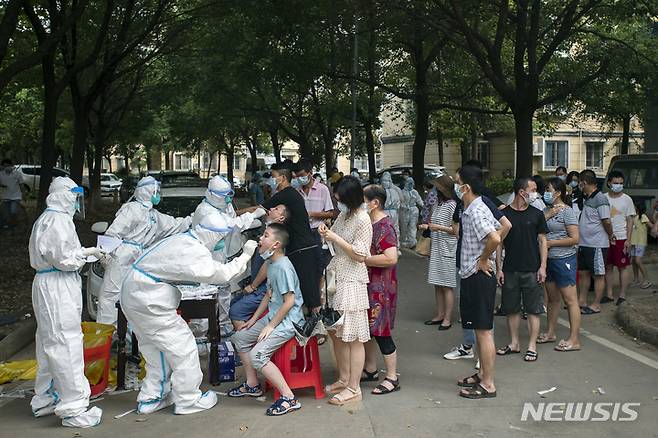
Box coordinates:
[459,383,496,399]
[580,306,601,315]
[537,333,557,344]
[554,343,581,352]
[496,345,520,356]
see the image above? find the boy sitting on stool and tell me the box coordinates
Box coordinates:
[228,223,305,416]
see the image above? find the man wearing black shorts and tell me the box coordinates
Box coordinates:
[454,165,502,399]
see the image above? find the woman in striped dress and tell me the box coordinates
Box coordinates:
[418,175,457,330]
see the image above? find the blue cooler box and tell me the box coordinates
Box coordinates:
[215,341,235,382]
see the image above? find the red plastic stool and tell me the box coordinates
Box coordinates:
[268,336,324,400]
[83,339,112,397]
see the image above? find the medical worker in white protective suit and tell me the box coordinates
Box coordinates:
[95,176,192,326]
[399,177,424,248]
[120,210,258,415]
[381,171,402,248]
[189,176,266,337]
[29,177,106,428]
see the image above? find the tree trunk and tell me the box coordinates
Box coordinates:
[226,145,234,188]
[412,97,430,190]
[90,126,104,210]
[436,127,444,166]
[37,52,59,211]
[364,118,376,181]
[620,115,631,155]
[460,140,469,165]
[69,81,88,185]
[217,152,221,175]
[145,144,152,170]
[513,109,534,177]
[469,126,478,163]
[323,133,334,176]
[246,137,258,177]
[164,151,170,170]
[269,128,281,164]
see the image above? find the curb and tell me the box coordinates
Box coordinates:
[0,318,36,362]
[616,300,658,348]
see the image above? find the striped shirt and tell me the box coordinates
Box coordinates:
[459,196,500,279]
[296,178,335,229]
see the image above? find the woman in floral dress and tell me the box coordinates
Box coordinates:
[362,184,400,395]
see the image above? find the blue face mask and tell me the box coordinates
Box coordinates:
[570,181,579,188]
[151,193,161,205]
[610,183,624,193]
[213,239,225,252]
[454,183,464,200]
[268,177,278,191]
[225,195,233,204]
[297,175,310,186]
[543,191,554,205]
[291,178,301,189]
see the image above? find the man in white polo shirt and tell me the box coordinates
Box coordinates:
[293,159,336,269]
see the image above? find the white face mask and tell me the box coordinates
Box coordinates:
[337,202,349,213]
[454,183,464,200]
[525,191,539,204]
[261,243,277,260]
[610,183,624,193]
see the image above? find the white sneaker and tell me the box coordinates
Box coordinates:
[475,359,480,370]
[174,391,218,415]
[61,407,102,428]
[137,394,174,414]
[443,344,475,360]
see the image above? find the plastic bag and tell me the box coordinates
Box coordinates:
[0,360,38,384]
[81,322,114,385]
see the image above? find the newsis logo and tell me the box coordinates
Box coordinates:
[521,402,640,422]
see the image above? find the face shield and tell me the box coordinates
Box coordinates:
[71,186,85,220]
[134,177,161,205]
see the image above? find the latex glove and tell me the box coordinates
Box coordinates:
[253,207,267,219]
[82,247,106,259]
[242,240,258,258]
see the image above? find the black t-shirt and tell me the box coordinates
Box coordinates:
[501,205,548,272]
[454,196,505,269]
[263,186,315,252]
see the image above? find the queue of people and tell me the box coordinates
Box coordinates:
[24,156,656,427]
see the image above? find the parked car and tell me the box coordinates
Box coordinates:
[375,164,445,186]
[119,171,203,203]
[81,173,123,197]
[84,172,209,320]
[16,165,70,194]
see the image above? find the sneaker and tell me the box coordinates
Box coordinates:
[443,344,474,360]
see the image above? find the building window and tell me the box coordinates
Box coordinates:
[477,142,491,169]
[586,141,604,169]
[544,140,568,169]
[233,155,241,170]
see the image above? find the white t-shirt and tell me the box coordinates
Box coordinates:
[0,169,23,201]
[605,192,635,240]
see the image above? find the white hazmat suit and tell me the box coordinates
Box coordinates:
[120,210,258,415]
[189,176,266,336]
[381,172,402,248]
[399,178,424,248]
[29,177,104,428]
[96,176,192,326]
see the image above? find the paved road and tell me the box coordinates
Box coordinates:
[1,251,657,437]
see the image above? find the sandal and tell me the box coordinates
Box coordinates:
[227,382,263,398]
[324,380,348,395]
[457,373,481,387]
[537,333,556,344]
[360,369,379,382]
[496,345,520,356]
[459,383,496,399]
[328,387,362,406]
[524,350,538,362]
[266,396,302,416]
[554,342,581,352]
[372,378,400,395]
[580,306,601,315]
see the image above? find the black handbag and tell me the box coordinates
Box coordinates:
[320,268,342,329]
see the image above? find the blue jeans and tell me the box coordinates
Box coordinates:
[0,200,20,227]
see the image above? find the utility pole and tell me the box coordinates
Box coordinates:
[350,16,358,170]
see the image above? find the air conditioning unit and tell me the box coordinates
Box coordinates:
[533,138,544,156]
